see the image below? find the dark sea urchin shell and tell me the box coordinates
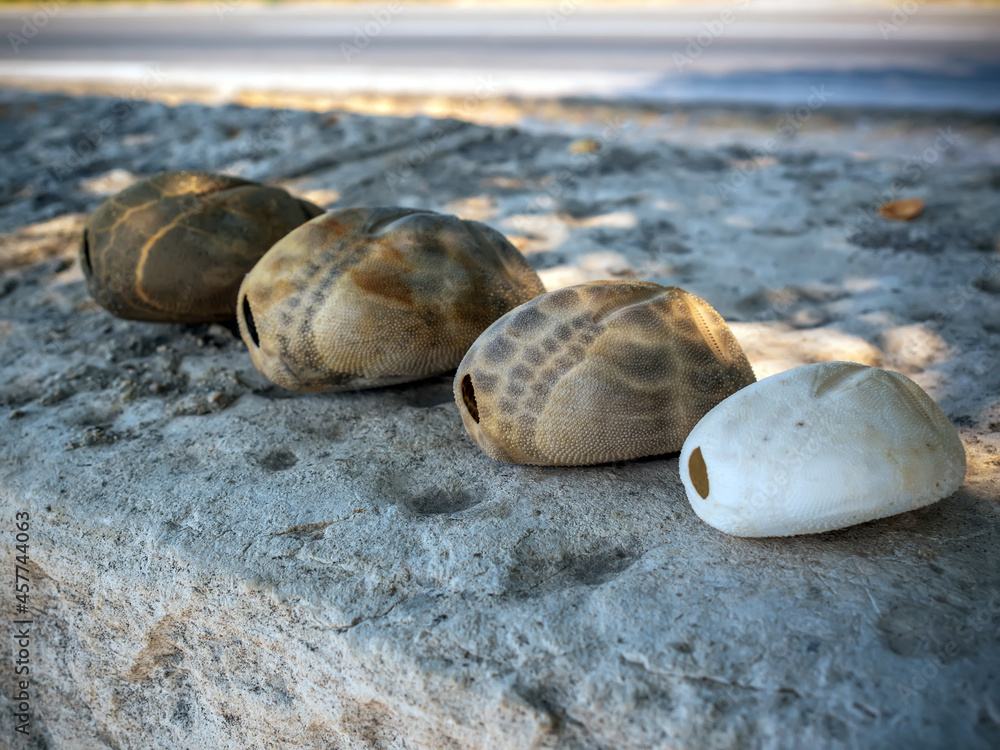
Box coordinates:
[81,171,323,323]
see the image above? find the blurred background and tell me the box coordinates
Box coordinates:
[1,0,999,162]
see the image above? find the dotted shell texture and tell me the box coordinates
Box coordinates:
[80,171,323,323]
[237,207,546,391]
[679,362,968,537]
[454,281,757,466]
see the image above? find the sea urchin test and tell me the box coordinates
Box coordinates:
[679,362,967,537]
[237,207,545,391]
[81,171,323,323]
[454,281,756,465]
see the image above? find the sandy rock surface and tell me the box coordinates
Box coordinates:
[1,90,999,750]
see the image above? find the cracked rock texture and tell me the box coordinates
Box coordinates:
[1,90,999,750]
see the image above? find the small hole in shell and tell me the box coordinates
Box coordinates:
[689,447,710,500]
[81,230,93,276]
[461,374,479,423]
[242,296,260,348]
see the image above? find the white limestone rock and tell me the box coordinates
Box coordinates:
[2,90,999,750]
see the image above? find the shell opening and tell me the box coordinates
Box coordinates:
[81,230,93,276]
[461,374,480,423]
[689,447,710,499]
[299,198,326,219]
[242,296,260,348]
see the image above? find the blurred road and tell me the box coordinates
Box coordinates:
[1,4,999,111]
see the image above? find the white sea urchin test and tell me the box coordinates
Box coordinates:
[679,362,967,537]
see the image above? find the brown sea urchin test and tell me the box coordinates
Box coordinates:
[454,281,756,466]
[237,207,545,391]
[80,171,323,323]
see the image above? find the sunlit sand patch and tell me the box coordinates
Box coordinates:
[880,323,950,372]
[729,321,883,381]
[578,251,636,278]
[730,156,777,171]
[536,257,639,292]
[0,213,85,271]
[500,214,570,255]
[723,214,756,229]
[80,169,138,196]
[537,266,588,291]
[569,211,637,229]
[297,189,341,208]
[443,195,497,223]
[483,177,523,190]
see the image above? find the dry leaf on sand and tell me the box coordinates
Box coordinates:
[878,198,924,221]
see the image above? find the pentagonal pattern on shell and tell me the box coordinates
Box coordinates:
[455,281,757,466]
[237,207,545,391]
[80,171,323,323]
[679,362,968,537]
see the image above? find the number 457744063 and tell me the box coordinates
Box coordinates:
[14,511,29,612]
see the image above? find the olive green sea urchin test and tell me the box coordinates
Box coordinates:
[454,281,757,466]
[80,171,323,323]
